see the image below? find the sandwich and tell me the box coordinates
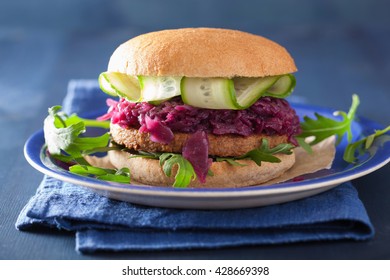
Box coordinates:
[97,27,301,187]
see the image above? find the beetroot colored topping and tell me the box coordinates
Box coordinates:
[143,115,174,144]
[101,96,301,144]
[97,99,119,121]
[182,131,212,184]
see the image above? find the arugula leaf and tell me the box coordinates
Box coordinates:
[43,106,110,164]
[216,157,247,166]
[343,125,390,163]
[69,165,130,183]
[218,139,295,167]
[159,153,197,188]
[239,139,294,166]
[258,138,294,155]
[43,106,128,181]
[241,149,281,165]
[129,151,197,187]
[298,94,360,147]
[129,150,161,159]
[297,94,390,165]
[65,114,110,129]
[296,137,313,154]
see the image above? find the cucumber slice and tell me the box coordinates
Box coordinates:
[138,76,182,102]
[181,77,237,109]
[264,74,296,98]
[233,76,279,108]
[99,72,140,101]
[98,73,117,96]
[181,76,284,110]
[99,71,296,109]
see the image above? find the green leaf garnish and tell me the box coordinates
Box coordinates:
[65,114,110,129]
[216,157,247,166]
[343,125,390,163]
[239,139,294,166]
[44,106,133,183]
[130,151,197,187]
[218,139,295,167]
[298,94,360,147]
[44,106,110,164]
[257,138,295,155]
[295,137,313,154]
[297,94,390,165]
[129,150,162,159]
[69,165,130,183]
[159,153,197,188]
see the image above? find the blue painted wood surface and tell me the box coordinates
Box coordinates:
[0,0,389,259]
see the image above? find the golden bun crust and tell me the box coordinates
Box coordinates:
[108,149,295,188]
[110,124,289,157]
[107,28,297,78]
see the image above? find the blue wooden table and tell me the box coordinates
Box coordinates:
[1,0,389,259]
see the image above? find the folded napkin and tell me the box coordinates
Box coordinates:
[16,80,374,253]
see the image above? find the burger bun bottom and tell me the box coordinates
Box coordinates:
[108,149,295,188]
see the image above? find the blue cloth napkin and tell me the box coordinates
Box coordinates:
[16,80,374,253]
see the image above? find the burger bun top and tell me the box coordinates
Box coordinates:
[107,28,297,78]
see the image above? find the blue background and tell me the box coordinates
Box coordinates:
[0,0,389,259]
[1,0,389,123]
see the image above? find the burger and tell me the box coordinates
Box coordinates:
[97,28,301,188]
